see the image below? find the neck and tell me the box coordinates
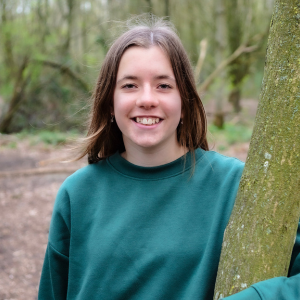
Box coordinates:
[121,143,188,167]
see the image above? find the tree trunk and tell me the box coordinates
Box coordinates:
[145,0,152,13]
[165,0,169,16]
[214,0,300,298]
[0,58,29,133]
[225,0,248,113]
[228,88,241,112]
[36,0,50,52]
[1,0,15,79]
[62,0,75,56]
[213,0,226,129]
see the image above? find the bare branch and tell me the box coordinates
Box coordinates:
[32,59,90,93]
[194,39,208,81]
[0,167,79,178]
[197,43,258,94]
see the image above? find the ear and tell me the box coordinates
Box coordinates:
[180,101,185,119]
[180,109,184,119]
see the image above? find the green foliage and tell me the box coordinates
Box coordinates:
[15,129,80,146]
[0,82,14,100]
[209,123,253,145]
[6,141,17,149]
[35,130,71,145]
[242,70,264,97]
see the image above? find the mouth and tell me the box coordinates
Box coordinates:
[133,117,161,126]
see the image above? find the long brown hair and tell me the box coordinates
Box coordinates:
[78,15,209,164]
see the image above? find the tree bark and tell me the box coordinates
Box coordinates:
[214,0,300,298]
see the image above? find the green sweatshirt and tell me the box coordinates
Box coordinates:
[38,149,300,300]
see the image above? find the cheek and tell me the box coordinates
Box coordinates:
[166,95,182,120]
[113,93,132,122]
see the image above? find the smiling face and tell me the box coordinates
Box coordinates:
[113,46,183,157]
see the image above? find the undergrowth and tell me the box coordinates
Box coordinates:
[13,129,81,146]
[208,122,253,151]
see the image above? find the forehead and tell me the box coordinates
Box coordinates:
[117,46,174,77]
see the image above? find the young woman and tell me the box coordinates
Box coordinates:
[38,17,300,300]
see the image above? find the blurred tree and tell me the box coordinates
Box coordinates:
[0,0,275,133]
[214,0,300,297]
[165,0,170,16]
[213,0,226,128]
[225,0,249,112]
[1,0,16,79]
[145,0,152,13]
[62,0,76,56]
[225,0,269,113]
[0,57,30,133]
[0,0,92,133]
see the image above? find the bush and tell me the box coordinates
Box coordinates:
[208,123,253,145]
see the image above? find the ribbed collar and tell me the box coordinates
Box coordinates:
[107,148,205,180]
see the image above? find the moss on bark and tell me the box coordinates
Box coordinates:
[214,0,300,298]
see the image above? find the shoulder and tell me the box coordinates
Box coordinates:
[201,150,244,170]
[195,149,245,185]
[60,160,108,191]
[52,160,110,212]
[194,151,245,213]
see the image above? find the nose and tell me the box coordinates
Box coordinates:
[136,85,159,109]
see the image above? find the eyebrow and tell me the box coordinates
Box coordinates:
[116,74,176,84]
[116,75,138,84]
[156,75,176,82]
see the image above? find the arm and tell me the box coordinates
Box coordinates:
[222,220,300,300]
[38,186,71,300]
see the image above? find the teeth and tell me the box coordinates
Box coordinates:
[135,117,160,125]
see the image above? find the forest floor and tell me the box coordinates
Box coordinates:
[0,99,258,300]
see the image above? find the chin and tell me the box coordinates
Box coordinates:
[135,140,161,149]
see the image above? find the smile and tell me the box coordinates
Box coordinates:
[135,117,160,125]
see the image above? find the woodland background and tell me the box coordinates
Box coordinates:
[0,0,275,299]
[0,0,274,134]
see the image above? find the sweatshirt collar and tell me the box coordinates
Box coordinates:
[107,148,204,180]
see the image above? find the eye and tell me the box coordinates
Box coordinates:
[122,83,136,89]
[158,83,172,89]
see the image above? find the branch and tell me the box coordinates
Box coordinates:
[32,59,90,93]
[197,30,269,94]
[0,167,79,178]
[194,39,208,81]
[198,43,258,94]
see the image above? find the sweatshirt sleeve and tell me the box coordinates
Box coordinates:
[38,185,71,300]
[222,219,300,300]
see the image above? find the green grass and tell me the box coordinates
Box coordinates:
[6,141,17,149]
[15,129,80,146]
